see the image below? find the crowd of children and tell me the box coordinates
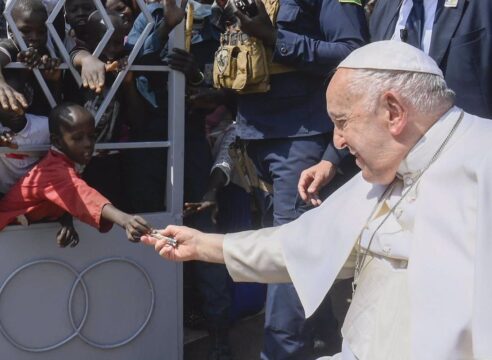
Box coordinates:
[0,1,245,358]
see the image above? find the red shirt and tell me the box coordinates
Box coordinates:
[0,150,112,232]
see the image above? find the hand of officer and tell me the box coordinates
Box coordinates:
[162,0,188,31]
[298,160,337,207]
[235,0,276,46]
[167,48,202,83]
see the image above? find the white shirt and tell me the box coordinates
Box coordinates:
[0,113,49,194]
[391,0,439,54]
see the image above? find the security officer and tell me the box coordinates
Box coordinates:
[232,0,368,358]
[370,0,492,119]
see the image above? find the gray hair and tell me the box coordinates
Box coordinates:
[346,69,456,113]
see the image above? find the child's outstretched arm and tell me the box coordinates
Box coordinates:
[72,50,106,93]
[101,204,152,242]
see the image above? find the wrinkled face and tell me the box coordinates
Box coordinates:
[54,108,96,165]
[13,9,48,49]
[106,0,134,26]
[65,0,96,34]
[327,69,403,185]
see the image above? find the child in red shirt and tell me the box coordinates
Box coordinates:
[0,102,151,247]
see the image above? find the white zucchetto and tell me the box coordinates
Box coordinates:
[338,40,444,77]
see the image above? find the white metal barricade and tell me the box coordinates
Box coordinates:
[0,0,185,358]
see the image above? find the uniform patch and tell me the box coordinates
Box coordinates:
[338,0,362,5]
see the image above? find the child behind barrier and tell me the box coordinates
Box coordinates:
[0,102,151,247]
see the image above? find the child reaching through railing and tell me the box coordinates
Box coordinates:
[0,102,151,247]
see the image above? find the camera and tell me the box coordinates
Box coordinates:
[233,0,259,17]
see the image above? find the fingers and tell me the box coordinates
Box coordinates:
[298,170,314,202]
[57,227,68,247]
[171,48,191,57]
[70,232,80,247]
[105,61,120,72]
[13,91,28,109]
[140,235,157,246]
[133,216,152,233]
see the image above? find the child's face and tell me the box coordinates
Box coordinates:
[65,0,96,34]
[54,109,96,165]
[13,9,48,49]
[106,0,134,26]
[103,26,128,62]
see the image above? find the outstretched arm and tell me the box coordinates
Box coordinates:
[141,225,225,263]
[141,225,291,283]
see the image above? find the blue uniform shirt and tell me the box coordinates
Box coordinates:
[236,0,368,143]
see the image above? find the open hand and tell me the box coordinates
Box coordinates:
[141,225,201,262]
[80,55,106,93]
[0,82,28,114]
[298,160,336,206]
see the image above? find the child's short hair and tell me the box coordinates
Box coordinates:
[48,102,91,136]
[87,9,126,41]
[12,0,47,18]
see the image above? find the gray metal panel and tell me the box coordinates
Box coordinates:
[0,213,181,359]
[0,0,186,357]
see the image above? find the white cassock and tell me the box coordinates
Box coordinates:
[222,107,492,360]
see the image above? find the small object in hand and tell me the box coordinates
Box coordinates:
[151,230,178,248]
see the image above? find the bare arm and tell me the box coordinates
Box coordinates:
[102,204,152,242]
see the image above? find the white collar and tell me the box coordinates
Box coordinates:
[397,106,462,178]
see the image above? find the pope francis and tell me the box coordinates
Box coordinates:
[141,41,492,360]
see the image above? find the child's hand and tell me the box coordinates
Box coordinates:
[105,56,128,73]
[0,130,18,149]
[183,190,218,223]
[0,82,28,114]
[41,55,62,81]
[57,214,80,248]
[18,47,43,69]
[162,0,188,31]
[123,215,152,242]
[80,55,106,93]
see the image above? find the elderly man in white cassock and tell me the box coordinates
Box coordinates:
[141,40,492,360]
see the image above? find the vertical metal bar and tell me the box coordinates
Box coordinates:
[91,0,115,58]
[166,7,186,359]
[46,0,83,87]
[94,0,155,124]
